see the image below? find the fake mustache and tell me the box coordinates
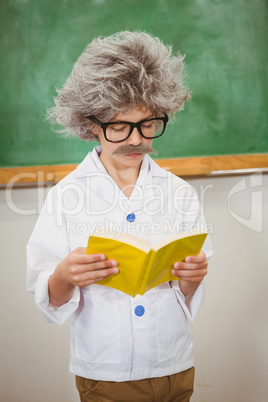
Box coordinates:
[112,143,157,156]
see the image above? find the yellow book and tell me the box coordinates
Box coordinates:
[86,230,208,297]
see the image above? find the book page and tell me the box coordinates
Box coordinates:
[154,229,206,250]
[90,229,152,253]
[87,234,148,297]
[143,233,208,294]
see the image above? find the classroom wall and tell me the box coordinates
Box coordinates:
[0,173,267,402]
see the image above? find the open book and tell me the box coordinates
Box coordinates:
[86,230,207,297]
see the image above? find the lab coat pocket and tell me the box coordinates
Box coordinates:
[155,288,193,362]
[74,286,122,364]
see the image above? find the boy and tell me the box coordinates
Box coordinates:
[27,31,212,402]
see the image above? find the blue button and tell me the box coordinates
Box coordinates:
[126,213,136,222]
[135,305,145,317]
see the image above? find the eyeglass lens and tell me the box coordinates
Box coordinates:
[105,119,165,142]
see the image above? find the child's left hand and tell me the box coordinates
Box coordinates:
[171,251,208,296]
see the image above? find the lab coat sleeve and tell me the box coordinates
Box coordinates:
[35,268,80,324]
[26,186,80,324]
[171,278,205,322]
[171,232,213,321]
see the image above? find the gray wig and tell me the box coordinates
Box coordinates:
[47,31,191,141]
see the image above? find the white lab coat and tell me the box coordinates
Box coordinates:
[27,146,213,381]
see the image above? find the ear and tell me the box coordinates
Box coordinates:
[90,123,102,136]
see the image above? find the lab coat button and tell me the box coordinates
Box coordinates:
[126,213,136,222]
[135,305,145,316]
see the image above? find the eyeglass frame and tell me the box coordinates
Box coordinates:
[87,114,169,143]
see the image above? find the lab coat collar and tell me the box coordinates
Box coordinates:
[71,146,169,213]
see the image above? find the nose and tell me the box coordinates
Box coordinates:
[127,127,143,145]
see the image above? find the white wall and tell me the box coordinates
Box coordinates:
[189,173,268,402]
[0,173,267,402]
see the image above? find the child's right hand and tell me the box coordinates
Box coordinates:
[48,247,118,306]
[57,247,119,288]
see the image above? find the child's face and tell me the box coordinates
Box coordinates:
[95,106,155,171]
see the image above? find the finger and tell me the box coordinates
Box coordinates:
[185,251,206,264]
[69,252,107,266]
[71,258,118,276]
[172,268,208,279]
[178,275,205,283]
[173,261,208,272]
[171,269,208,282]
[74,266,119,287]
[171,269,207,283]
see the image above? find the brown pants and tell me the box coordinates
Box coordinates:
[76,367,195,402]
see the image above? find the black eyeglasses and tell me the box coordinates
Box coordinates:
[88,115,168,143]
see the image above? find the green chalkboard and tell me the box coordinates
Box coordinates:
[1,0,267,168]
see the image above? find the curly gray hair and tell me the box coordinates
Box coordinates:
[47,31,191,141]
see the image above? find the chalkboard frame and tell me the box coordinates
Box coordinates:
[1,154,268,186]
